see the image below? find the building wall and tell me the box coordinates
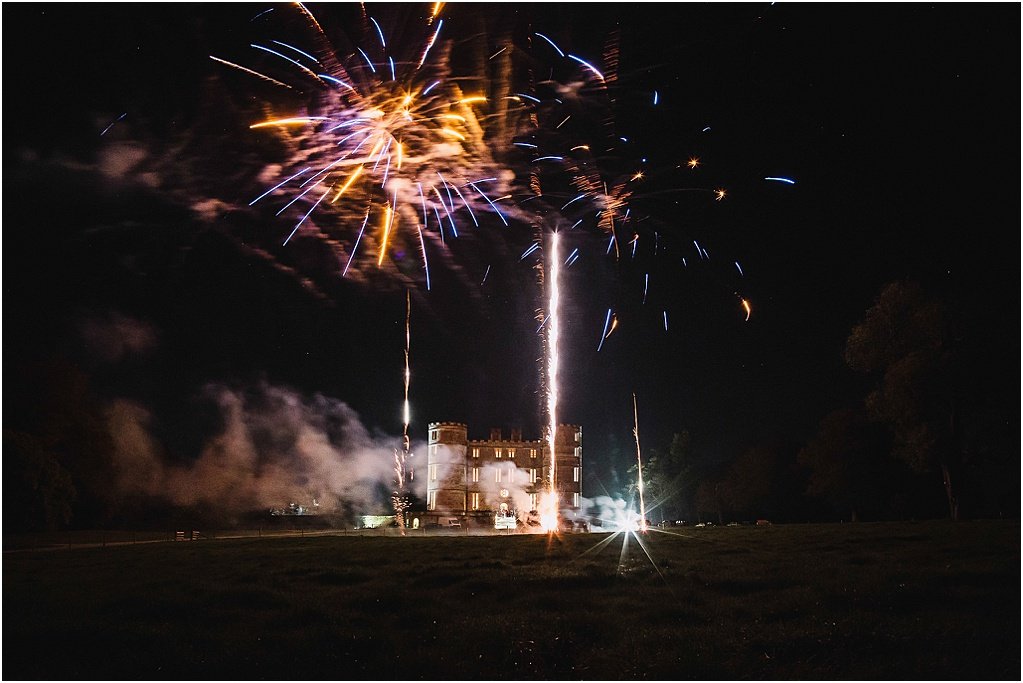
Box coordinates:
[426,422,467,514]
[426,422,582,517]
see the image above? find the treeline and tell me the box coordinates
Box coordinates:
[4,278,1018,532]
[624,279,1018,524]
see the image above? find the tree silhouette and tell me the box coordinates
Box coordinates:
[798,407,897,521]
[3,430,77,531]
[626,430,695,522]
[844,280,962,519]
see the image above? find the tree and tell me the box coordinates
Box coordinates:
[3,430,77,531]
[693,480,724,525]
[797,407,896,521]
[717,438,805,522]
[626,430,695,522]
[844,280,962,519]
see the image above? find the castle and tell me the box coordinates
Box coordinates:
[422,422,582,526]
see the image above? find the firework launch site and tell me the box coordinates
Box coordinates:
[4,520,1017,680]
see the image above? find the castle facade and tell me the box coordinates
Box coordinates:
[423,422,582,524]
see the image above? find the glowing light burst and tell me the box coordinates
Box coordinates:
[506,25,757,349]
[541,230,562,533]
[213,4,514,288]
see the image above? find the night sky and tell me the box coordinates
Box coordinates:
[4,2,1018,514]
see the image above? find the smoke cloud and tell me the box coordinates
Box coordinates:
[79,311,159,364]
[105,380,424,517]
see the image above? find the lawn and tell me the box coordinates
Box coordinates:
[3,520,1018,680]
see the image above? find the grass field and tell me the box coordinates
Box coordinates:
[3,520,1019,680]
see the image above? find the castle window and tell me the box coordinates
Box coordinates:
[430,430,438,442]
[575,431,581,443]
[530,493,538,510]
[429,464,438,481]
[427,490,437,511]
[530,449,537,458]
[575,446,582,458]
[495,448,502,458]
[472,447,480,459]
[508,448,515,459]
[530,468,537,483]
[429,444,437,457]
[472,467,479,483]
[495,468,504,483]
[471,493,479,511]
[573,493,580,508]
[573,467,580,483]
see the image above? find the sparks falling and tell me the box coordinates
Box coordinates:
[392,290,413,535]
[539,231,562,533]
[213,4,512,288]
[631,392,648,532]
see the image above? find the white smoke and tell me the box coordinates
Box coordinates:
[79,311,159,364]
[105,380,424,515]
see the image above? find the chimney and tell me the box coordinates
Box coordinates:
[489,427,502,441]
[510,428,522,442]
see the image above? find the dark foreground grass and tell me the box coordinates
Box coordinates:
[3,521,1019,680]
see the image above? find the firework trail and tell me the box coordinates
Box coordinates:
[538,230,562,532]
[502,23,758,349]
[211,4,520,292]
[392,290,412,535]
[632,392,648,532]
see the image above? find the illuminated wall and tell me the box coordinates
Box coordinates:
[426,422,582,518]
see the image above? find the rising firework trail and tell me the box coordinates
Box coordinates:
[538,230,561,533]
[632,392,648,533]
[392,290,412,535]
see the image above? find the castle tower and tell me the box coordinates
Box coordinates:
[554,424,583,511]
[426,422,468,514]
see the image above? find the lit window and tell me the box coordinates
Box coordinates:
[530,449,537,458]
[575,447,581,458]
[508,448,515,459]
[429,464,438,481]
[427,490,437,510]
[530,468,537,483]
[573,467,580,482]
[471,493,479,510]
[472,467,479,483]
[496,448,502,458]
[575,431,581,443]
[472,447,480,459]
[496,468,503,483]
[573,493,580,508]
[530,493,538,510]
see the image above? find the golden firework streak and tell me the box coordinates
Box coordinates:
[540,231,561,532]
[633,392,648,532]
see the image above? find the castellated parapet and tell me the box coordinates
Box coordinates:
[424,422,582,522]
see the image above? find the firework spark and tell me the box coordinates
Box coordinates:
[392,290,413,535]
[212,4,516,290]
[632,392,648,533]
[539,230,562,533]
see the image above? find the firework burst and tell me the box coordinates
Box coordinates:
[212,4,517,291]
